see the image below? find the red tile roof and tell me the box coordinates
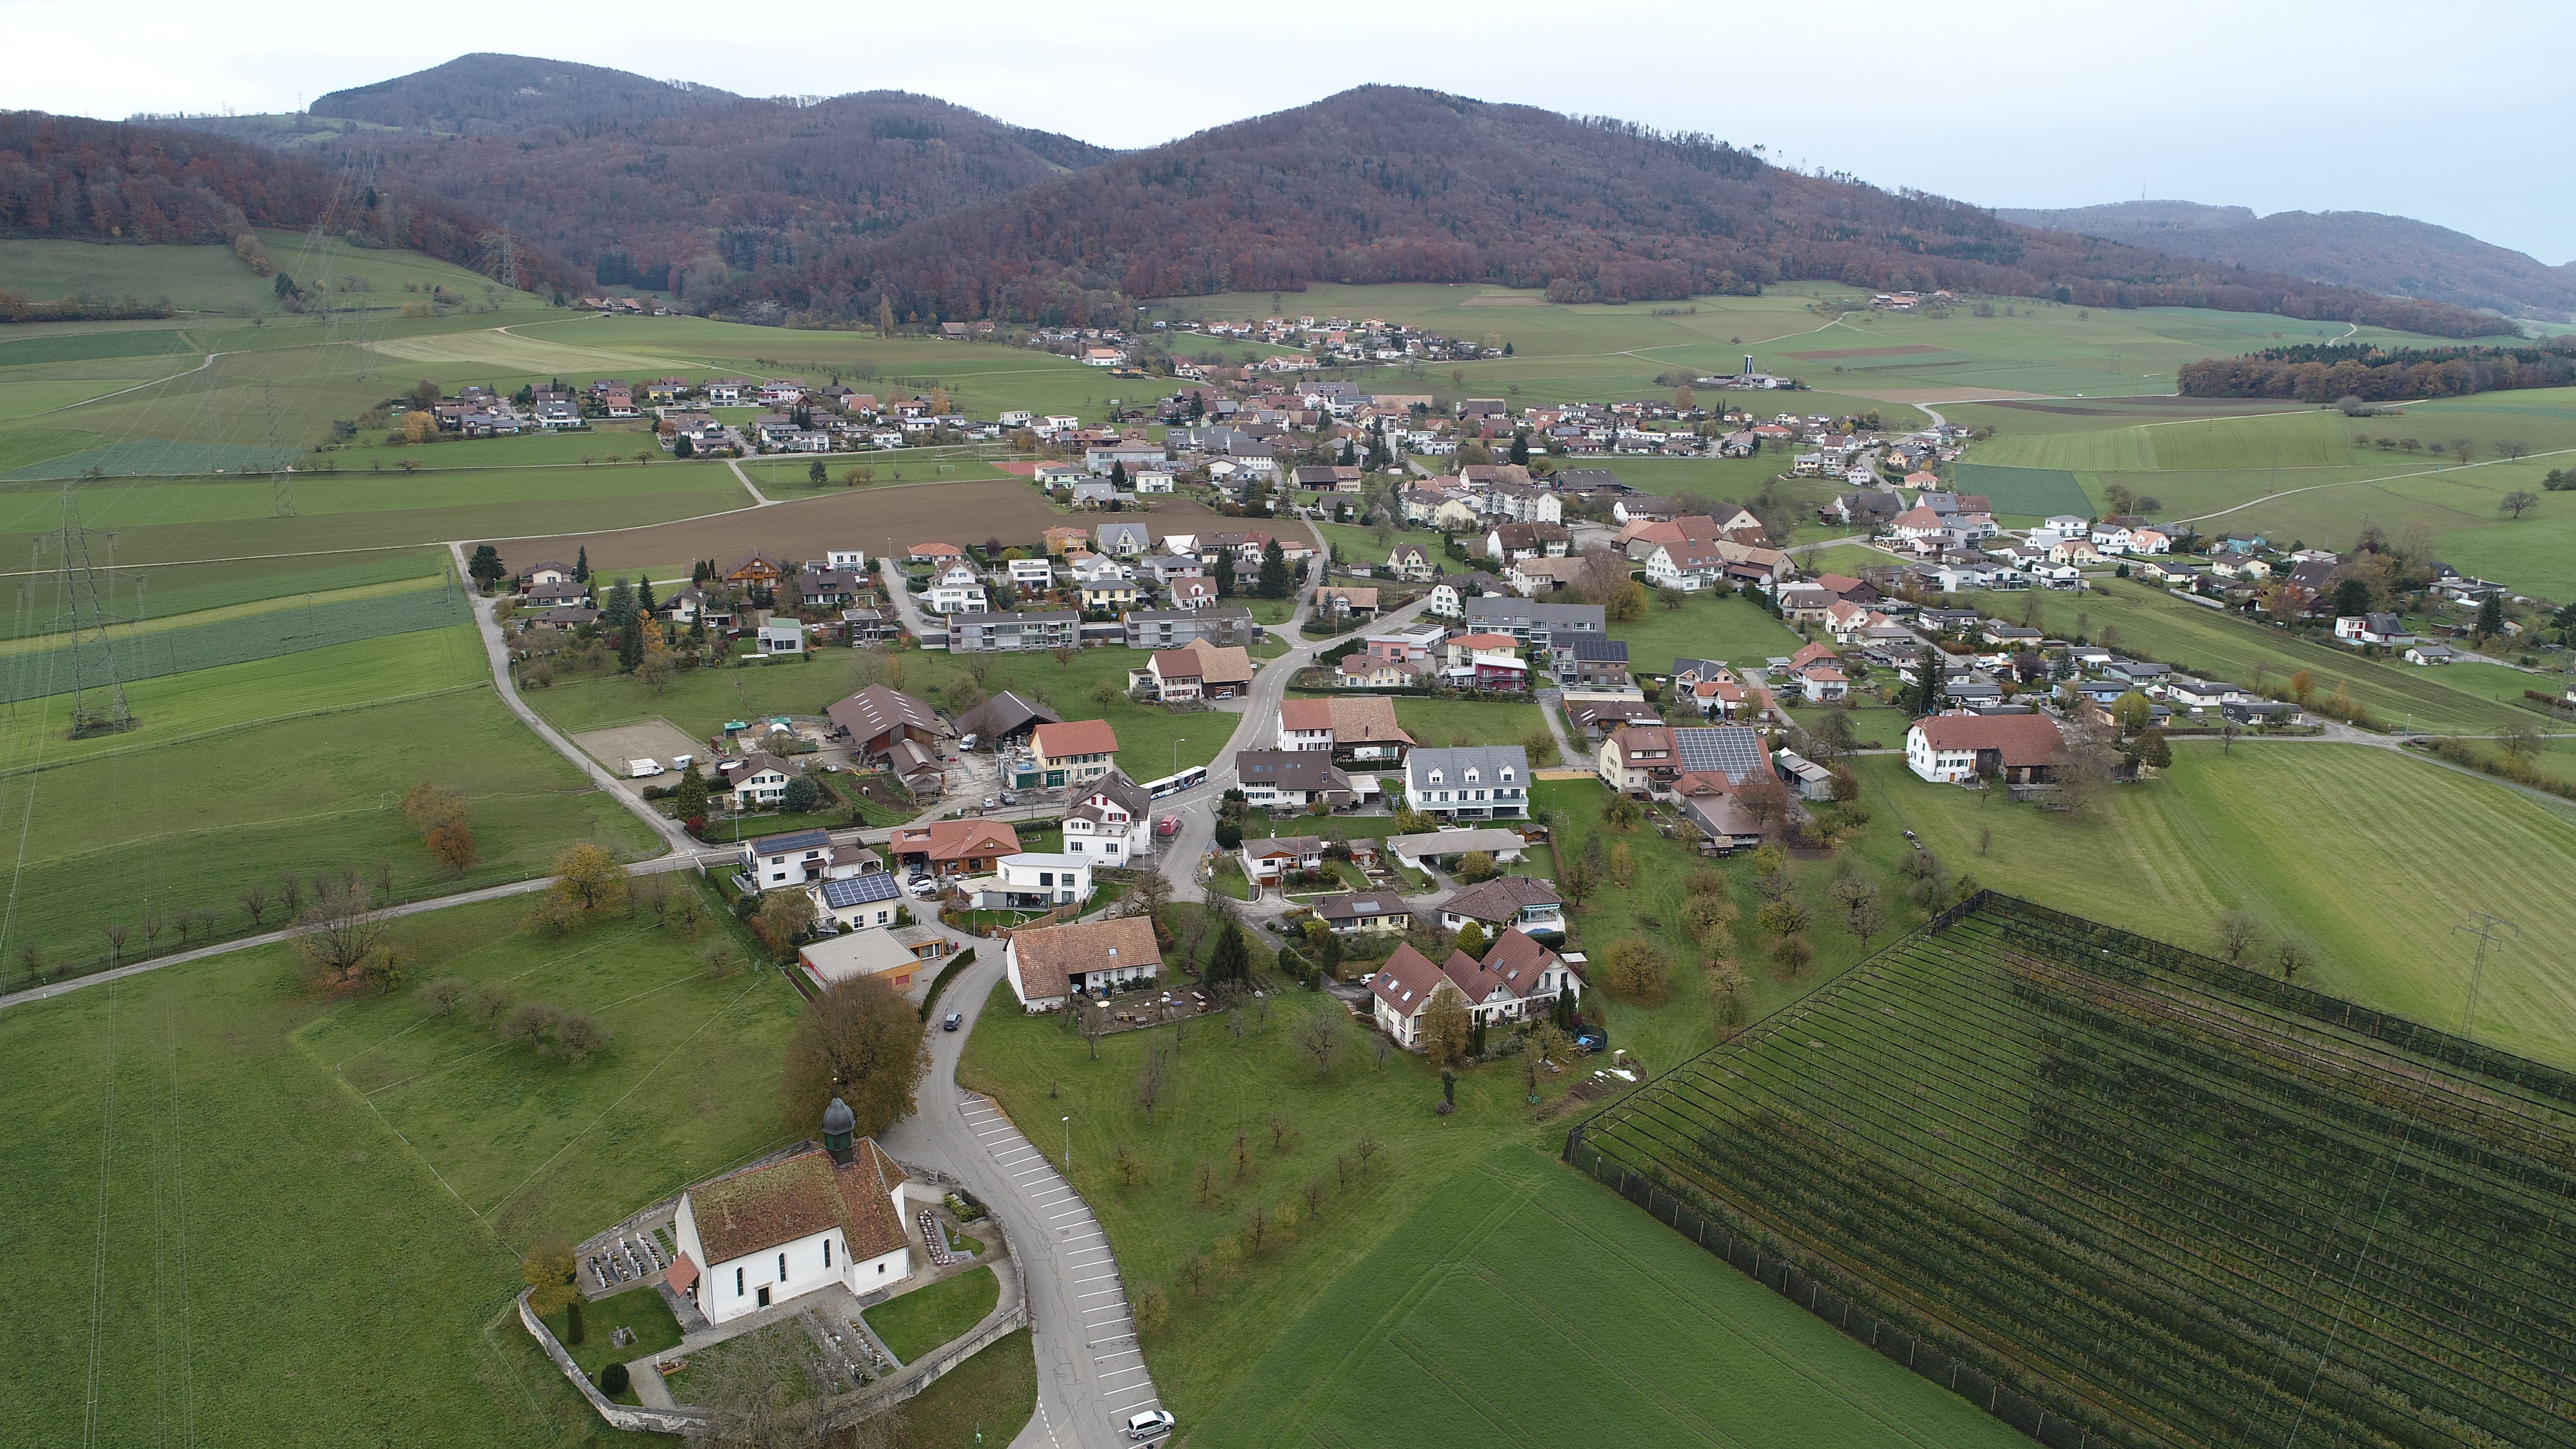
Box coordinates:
[1912,713,2064,768]
[1032,719,1119,759]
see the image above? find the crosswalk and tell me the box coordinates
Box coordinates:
[956,1093,1164,1433]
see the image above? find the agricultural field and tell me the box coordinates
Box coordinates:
[1197,1146,2024,1449]
[0,888,783,1449]
[1612,586,1806,674]
[1576,894,2576,1449]
[1841,744,2576,1068]
[1964,579,2532,734]
[0,229,547,321]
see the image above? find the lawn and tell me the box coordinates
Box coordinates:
[890,1327,1036,1448]
[1966,580,2527,733]
[541,1281,684,1381]
[1612,588,1805,674]
[862,1265,999,1364]
[1391,697,1546,750]
[0,676,660,990]
[0,898,778,1448]
[1193,1145,2024,1449]
[1841,744,2576,1068]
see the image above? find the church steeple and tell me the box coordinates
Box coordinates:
[822,1097,855,1165]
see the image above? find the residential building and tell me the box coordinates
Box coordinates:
[962,853,1093,910]
[757,622,807,656]
[1061,771,1152,862]
[811,872,904,932]
[1598,725,1679,796]
[1404,746,1530,821]
[889,819,1019,877]
[1130,638,1253,701]
[2335,613,2415,646]
[743,829,836,890]
[1029,719,1119,787]
[1239,835,1330,886]
[1123,604,1258,650]
[1312,893,1410,934]
[1005,915,1161,1012]
[1551,634,1631,689]
[1436,877,1566,939]
[1235,751,1353,811]
[947,609,1079,653]
[1273,697,1413,765]
[724,752,796,807]
[1905,714,2066,785]
[1462,596,1605,643]
[1368,931,1582,1050]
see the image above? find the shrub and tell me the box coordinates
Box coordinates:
[598,1362,629,1396]
[1598,936,1673,1004]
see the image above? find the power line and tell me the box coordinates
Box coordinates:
[2449,910,2518,1042]
[50,487,135,737]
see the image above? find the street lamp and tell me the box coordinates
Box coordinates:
[1173,737,1187,778]
[1062,1116,1071,1172]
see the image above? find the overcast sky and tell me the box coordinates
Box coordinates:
[19,0,2570,262]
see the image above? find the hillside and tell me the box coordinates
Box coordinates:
[310,52,738,134]
[160,57,1116,296]
[741,86,2507,336]
[0,111,572,294]
[2000,200,2576,322]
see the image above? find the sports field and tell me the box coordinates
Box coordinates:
[1196,1146,2023,1449]
[0,892,797,1448]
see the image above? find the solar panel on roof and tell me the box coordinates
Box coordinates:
[819,874,902,908]
[1673,726,1766,782]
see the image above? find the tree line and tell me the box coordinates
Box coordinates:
[2178,338,2576,402]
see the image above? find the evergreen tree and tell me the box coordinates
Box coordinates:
[1207,917,1250,986]
[2476,593,2506,640]
[1257,539,1289,599]
[675,434,695,459]
[574,547,590,583]
[1214,550,1237,597]
[1917,656,1947,716]
[602,579,636,628]
[808,459,826,485]
[2332,576,2372,619]
[673,765,711,821]
[617,610,644,672]
[1111,460,1128,487]
[637,578,658,616]
[1188,392,1205,420]
[1509,430,1530,466]
[467,544,505,593]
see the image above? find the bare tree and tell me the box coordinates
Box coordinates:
[237,879,272,929]
[1113,1141,1145,1187]
[1292,1012,1340,1076]
[1267,1112,1298,1153]
[1075,996,1112,1060]
[101,921,129,968]
[2273,936,2312,984]
[293,887,395,986]
[418,977,468,1014]
[1132,1039,1171,1124]
[2214,909,2262,966]
[1240,1203,1271,1257]
[2500,489,2541,520]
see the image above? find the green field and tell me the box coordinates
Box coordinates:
[0,888,787,1448]
[1844,744,2576,1068]
[1390,697,1546,750]
[1967,580,2528,733]
[1196,1146,2024,1449]
[1612,587,1806,674]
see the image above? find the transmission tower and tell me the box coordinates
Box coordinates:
[48,488,134,737]
[262,378,297,517]
[2449,911,2519,1042]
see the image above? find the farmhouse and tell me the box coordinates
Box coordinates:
[668,1106,913,1325]
[1905,714,2065,785]
[1005,914,1161,1012]
[828,685,954,762]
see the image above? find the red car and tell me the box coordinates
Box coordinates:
[1156,814,1182,837]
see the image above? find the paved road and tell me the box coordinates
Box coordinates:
[880,947,1164,1449]
[876,556,932,636]
[447,541,696,856]
[726,457,779,507]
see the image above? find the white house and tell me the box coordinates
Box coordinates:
[810,871,904,932]
[1367,931,1582,1050]
[743,828,835,889]
[1403,746,1529,821]
[964,852,1092,910]
[668,1104,913,1326]
[2335,613,2414,646]
[927,564,989,616]
[758,621,807,656]
[1061,772,1152,862]
[1004,914,1160,1012]
[724,752,796,808]
[1006,557,1055,588]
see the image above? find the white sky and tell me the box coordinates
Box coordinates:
[17,0,2570,263]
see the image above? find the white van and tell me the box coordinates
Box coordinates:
[628,759,666,779]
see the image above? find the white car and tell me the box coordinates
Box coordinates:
[905,878,940,899]
[1124,1409,1175,1440]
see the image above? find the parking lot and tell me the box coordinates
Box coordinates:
[571,721,706,793]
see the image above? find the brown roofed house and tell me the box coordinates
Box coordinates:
[670,1102,914,1325]
[1005,914,1161,1011]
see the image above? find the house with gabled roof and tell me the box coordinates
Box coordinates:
[1005,915,1161,1012]
[1366,930,1583,1050]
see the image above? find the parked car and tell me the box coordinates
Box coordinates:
[628,759,665,779]
[942,1012,963,1032]
[981,796,998,810]
[906,878,940,899]
[1124,1409,1175,1441]
[1156,815,1181,837]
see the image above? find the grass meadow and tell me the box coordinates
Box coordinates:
[1841,744,2576,1069]
[1612,587,1808,673]
[0,624,659,990]
[1391,697,1546,751]
[0,887,790,1449]
[1966,580,2531,733]
[1193,1146,2024,1449]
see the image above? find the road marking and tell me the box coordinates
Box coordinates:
[1050,1208,1090,1220]
[1079,1288,1124,1298]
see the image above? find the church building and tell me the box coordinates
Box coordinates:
[667,1099,916,1324]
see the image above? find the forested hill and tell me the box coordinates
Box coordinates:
[2001,200,2576,323]
[165,57,1117,301]
[310,53,738,134]
[0,112,573,293]
[739,86,2509,336]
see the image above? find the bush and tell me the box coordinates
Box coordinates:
[598,1362,629,1396]
[1597,936,1673,1004]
